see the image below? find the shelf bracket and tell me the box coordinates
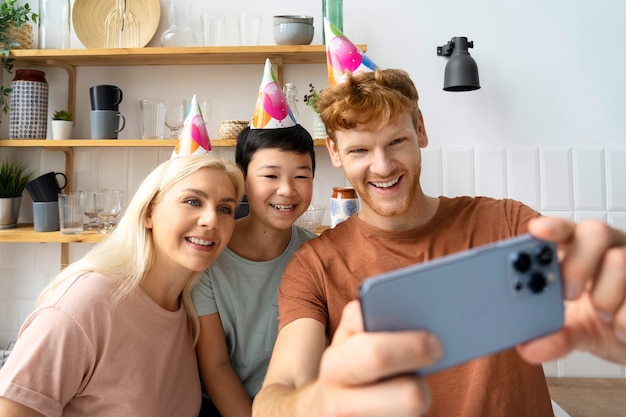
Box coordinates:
[46,59,76,123]
[270,55,285,86]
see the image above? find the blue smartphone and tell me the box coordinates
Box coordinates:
[359,234,564,375]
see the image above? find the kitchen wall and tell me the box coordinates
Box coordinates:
[1,0,625,378]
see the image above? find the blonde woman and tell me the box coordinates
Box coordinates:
[0,155,244,417]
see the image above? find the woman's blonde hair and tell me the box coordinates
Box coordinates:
[37,155,245,341]
[317,68,421,142]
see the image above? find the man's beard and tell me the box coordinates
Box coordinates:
[351,165,421,218]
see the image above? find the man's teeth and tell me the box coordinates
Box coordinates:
[272,204,294,211]
[187,237,214,246]
[372,177,400,188]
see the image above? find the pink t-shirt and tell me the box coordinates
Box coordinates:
[0,272,201,417]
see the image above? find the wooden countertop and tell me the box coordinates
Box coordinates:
[547,377,626,417]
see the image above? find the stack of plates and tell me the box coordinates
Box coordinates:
[72,0,161,48]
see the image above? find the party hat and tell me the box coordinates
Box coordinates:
[171,94,212,159]
[251,58,297,129]
[324,17,379,85]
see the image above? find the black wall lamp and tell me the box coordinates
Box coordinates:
[436,36,480,92]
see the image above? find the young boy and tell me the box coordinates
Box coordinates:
[192,60,317,417]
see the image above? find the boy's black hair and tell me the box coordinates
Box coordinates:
[235,125,316,177]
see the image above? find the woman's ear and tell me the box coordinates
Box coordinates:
[145,204,154,229]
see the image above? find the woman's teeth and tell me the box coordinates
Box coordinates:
[186,237,214,246]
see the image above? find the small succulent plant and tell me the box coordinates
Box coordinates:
[52,109,73,121]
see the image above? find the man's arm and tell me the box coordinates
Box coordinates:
[253,302,442,417]
[518,216,626,364]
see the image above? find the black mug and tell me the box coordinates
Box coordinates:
[25,172,68,202]
[89,85,123,111]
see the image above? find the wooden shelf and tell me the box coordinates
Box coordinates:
[10,45,365,67]
[0,139,327,147]
[10,45,366,115]
[0,225,105,243]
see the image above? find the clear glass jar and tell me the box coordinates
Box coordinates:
[283,83,300,123]
[38,0,70,49]
[160,0,196,47]
[105,0,140,48]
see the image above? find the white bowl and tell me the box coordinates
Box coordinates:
[273,16,314,45]
[295,206,326,231]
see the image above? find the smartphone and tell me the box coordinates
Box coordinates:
[359,234,564,375]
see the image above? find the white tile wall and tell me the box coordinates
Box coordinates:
[1,145,626,378]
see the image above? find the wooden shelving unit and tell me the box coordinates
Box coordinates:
[1,45,353,261]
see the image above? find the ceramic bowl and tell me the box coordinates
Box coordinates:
[273,15,314,45]
[295,206,326,231]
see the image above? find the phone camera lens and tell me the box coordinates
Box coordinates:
[512,252,532,272]
[528,271,548,293]
[535,245,554,265]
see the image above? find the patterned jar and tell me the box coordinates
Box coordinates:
[330,186,359,228]
[9,69,49,139]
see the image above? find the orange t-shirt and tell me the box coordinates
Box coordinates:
[278,196,553,417]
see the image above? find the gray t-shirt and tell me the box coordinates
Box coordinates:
[192,225,316,398]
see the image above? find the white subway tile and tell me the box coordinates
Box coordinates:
[572,148,606,211]
[11,269,51,300]
[421,146,442,197]
[72,148,100,191]
[96,149,129,192]
[559,351,625,378]
[507,148,540,210]
[540,148,573,211]
[607,212,626,231]
[540,211,574,221]
[128,148,161,197]
[442,147,474,197]
[574,212,607,223]
[606,148,626,210]
[475,147,507,199]
[3,244,35,269]
[14,300,36,331]
[34,243,62,269]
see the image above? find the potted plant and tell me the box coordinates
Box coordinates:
[51,109,73,139]
[303,83,326,139]
[0,0,38,118]
[0,159,34,229]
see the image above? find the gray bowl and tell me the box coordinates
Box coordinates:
[273,16,314,45]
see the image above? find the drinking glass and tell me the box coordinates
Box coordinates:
[183,98,212,126]
[83,190,104,230]
[164,101,185,138]
[98,190,124,234]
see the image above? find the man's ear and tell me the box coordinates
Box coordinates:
[418,112,429,148]
[326,136,343,168]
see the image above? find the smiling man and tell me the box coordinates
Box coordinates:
[252,68,626,417]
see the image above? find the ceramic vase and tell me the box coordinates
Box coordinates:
[312,113,326,140]
[9,69,49,139]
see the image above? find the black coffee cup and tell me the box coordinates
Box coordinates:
[89,85,123,111]
[25,172,68,202]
